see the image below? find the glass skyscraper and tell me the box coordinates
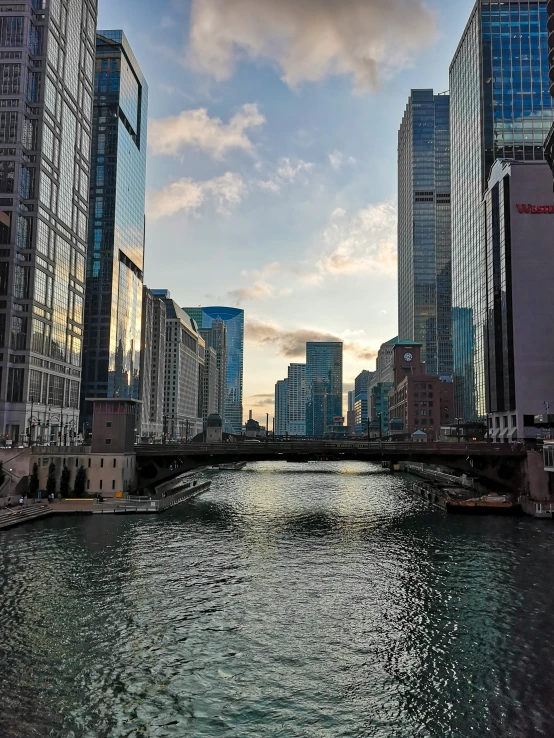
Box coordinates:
[183,306,244,433]
[0,0,97,445]
[305,342,343,438]
[450,0,554,420]
[81,31,147,425]
[398,89,452,377]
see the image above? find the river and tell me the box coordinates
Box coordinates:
[1,461,554,737]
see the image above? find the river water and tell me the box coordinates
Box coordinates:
[1,461,554,738]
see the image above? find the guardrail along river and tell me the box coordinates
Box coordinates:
[1,461,554,737]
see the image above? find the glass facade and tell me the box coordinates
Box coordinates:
[305,342,343,438]
[0,0,97,445]
[183,306,244,434]
[274,378,288,436]
[398,89,452,377]
[450,0,554,420]
[81,30,147,424]
[353,369,374,435]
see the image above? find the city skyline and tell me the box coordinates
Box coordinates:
[96,0,477,423]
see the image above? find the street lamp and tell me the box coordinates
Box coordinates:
[454,417,463,444]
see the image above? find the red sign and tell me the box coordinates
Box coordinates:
[516,204,554,214]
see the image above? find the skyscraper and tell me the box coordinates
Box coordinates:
[287,363,306,436]
[139,287,166,440]
[81,30,148,425]
[353,369,375,435]
[183,306,244,433]
[398,89,452,377]
[275,378,288,436]
[450,0,554,420]
[305,342,343,438]
[154,290,204,440]
[198,318,227,424]
[198,345,218,429]
[0,0,98,445]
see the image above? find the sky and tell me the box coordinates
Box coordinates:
[98,0,475,423]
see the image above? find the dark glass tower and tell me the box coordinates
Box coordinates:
[398,89,452,377]
[544,0,554,175]
[305,342,343,438]
[450,0,554,421]
[183,306,243,433]
[0,0,98,446]
[81,31,147,425]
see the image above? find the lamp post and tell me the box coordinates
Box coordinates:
[455,417,463,444]
[266,413,269,443]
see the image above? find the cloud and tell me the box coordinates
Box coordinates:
[308,201,397,282]
[147,172,246,220]
[247,393,275,407]
[245,317,377,361]
[257,157,314,193]
[186,0,436,92]
[228,281,275,305]
[149,103,265,158]
[328,150,356,170]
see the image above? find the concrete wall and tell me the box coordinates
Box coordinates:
[30,449,137,497]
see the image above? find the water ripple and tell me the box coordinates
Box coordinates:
[1,461,554,737]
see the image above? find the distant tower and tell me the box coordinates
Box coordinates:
[305,343,343,437]
[398,89,452,377]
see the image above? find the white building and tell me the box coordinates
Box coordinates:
[152,290,204,440]
[287,363,306,436]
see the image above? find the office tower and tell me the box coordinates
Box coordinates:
[484,160,554,440]
[353,370,374,435]
[81,30,148,426]
[183,306,244,433]
[305,342,343,437]
[138,287,165,440]
[0,0,98,445]
[450,0,554,421]
[138,287,153,438]
[398,89,452,377]
[198,318,227,423]
[347,389,356,435]
[370,382,394,437]
[370,337,399,388]
[198,345,218,428]
[275,378,288,436]
[287,363,306,436]
[545,0,554,177]
[154,291,204,440]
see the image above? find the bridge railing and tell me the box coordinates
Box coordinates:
[136,441,525,457]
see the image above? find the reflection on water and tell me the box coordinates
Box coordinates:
[1,461,554,737]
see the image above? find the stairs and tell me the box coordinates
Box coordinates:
[0,504,54,530]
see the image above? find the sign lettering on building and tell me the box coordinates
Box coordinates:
[516,204,554,214]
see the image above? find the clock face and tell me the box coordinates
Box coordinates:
[404,353,413,362]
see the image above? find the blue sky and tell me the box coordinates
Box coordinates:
[98,0,475,421]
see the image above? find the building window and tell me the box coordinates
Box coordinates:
[100,458,104,468]
[511,415,516,428]
[99,480,102,490]
[87,480,90,489]
[112,480,115,490]
[105,439,111,445]
[75,459,79,468]
[112,458,116,468]
[88,458,91,468]
[106,421,112,428]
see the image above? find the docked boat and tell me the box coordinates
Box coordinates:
[446,496,522,516]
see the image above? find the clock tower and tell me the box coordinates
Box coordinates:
[392,343,424,387]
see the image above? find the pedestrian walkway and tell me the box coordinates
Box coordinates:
[0,504,53,530]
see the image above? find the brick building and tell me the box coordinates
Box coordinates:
[388,343,454,441]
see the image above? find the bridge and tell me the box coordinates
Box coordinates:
[135,441,550,501]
